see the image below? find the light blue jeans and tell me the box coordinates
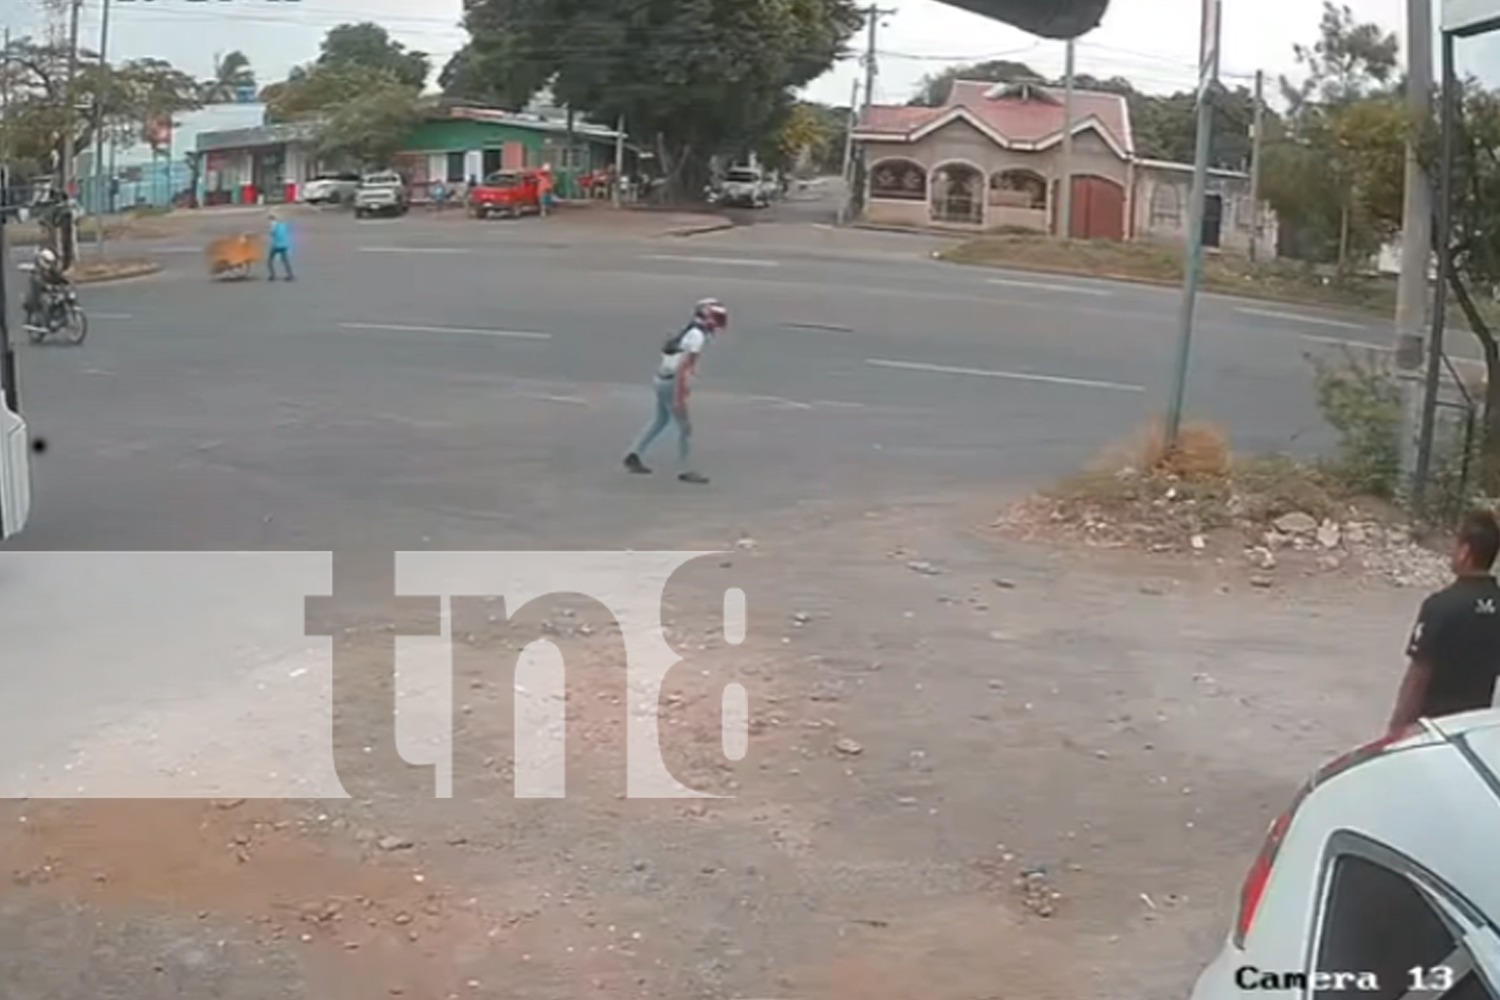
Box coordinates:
[629,375,691,470]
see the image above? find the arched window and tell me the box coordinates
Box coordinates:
[1149,182,1182,227]
[930,162,984,225]
[989,169,1047,209]
[869,159,926,201]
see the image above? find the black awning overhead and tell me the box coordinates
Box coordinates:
[931,0,1110,38]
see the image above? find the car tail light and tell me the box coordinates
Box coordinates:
[1232,726,1421,948]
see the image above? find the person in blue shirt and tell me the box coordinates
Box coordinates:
[267,210,294,281]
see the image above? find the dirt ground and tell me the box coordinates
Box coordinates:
[0,493,1425,999]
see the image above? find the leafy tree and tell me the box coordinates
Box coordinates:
[261,62,401,122]
[317,22,429,90]
[315,81,423,170]
[447,0,863,197]
[0,37,199,178]
[202,50,256,103]
[759,100,835,174]
[1263,1,1404,272]
[908,59,1042,106]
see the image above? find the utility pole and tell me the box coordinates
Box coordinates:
[849,6,892,224]
[1248,69,1264,263]
[1058,38,1075,239]
[92,0,112,251]
[2,27,12,191]
[612,113,625,207]
[1395,0,1436,497]
[59,0,83,269]
[837,78,860,225]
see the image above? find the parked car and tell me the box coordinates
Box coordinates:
[353,171,409,218]
[467,169,542,219]
[1188,710,1500,1000]
[301,172,360,205]
[718,167,771,208]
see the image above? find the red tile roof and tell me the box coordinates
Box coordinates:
[856,80,1132,156]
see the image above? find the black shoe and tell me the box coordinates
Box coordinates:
[678,471,709,485]
[624,453,651,474]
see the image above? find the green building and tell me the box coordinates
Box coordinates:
[393,106,632,199]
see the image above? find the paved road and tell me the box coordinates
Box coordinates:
[0,211,1414,786]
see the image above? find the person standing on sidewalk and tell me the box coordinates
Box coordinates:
[1388,509,1500,735]
[623,298,729,485]
[266,210,295,281]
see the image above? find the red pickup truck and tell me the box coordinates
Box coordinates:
[467,169,542,219]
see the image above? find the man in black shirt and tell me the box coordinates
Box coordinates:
[1389,510,1500,735]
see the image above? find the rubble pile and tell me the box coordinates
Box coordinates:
[997,465,1451,588]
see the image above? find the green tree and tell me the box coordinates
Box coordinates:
[447,0,862,197]
[315,81,423,170]
[0,38,199,178]
[1263,1,1404,271]
[908,59,1042,106]
[201,50,256,103]
[317,22,429,90]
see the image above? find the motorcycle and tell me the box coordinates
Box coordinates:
[25,281,88,345]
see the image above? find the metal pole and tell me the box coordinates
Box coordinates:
[1058,38,1075,239]
[1414,31,1457,504]
[612,113,624,207]
[837,78,859,225]
[59,0,82,268]
[92,0,111,253]
[1165,0,1220,448]
[1398,0,1437,495]
[1248,69,1264,262]
[2,27,11,173]
[0,207,16,416]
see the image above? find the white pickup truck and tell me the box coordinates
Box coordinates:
[718,167,772,208]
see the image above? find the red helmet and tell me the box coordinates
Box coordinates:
[694,298,729,332]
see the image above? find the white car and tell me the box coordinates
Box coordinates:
[301,172,360,205]
[1190,709,1500,1000]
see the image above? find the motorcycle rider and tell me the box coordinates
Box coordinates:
[23,247,68,326]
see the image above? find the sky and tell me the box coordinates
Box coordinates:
[5,0,1498,109]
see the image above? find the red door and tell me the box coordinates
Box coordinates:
[1073,175,1125,241]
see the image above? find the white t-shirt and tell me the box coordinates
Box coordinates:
[657,325,708,378]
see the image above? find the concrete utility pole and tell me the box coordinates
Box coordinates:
[1248,69,1264,263]
[612,113,624,207]
[1058,38,1075,239]
[862,7,880,115]
[92,0,112,251]
[837,78,860,225]
[1395,0,1436,496]
[2,27,12,179]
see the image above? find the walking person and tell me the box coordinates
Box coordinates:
[623,298,729,485]
[266,210,294,281]
[1388,509,1500,735]
[538,166,555,217]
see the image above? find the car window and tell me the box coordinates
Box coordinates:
[484,173,518,188]
[1314,855,1485,1000]
[726,171,757,183]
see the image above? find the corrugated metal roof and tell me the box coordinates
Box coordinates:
[196,120,325,153]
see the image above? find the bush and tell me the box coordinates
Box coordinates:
[1308,349,1484,520]
[1309,349,1402,498]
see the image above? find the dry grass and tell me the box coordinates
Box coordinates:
[1024,420,1345,551]
[938,232,1398,316]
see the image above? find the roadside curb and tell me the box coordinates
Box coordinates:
[663,220,736,238]
[70,260,163,285]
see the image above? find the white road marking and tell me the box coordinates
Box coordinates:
[749,395,815,410]
[1237,306,1367,330]
[357,246,470,254]
[1300,333,1389,352]
[780,321,853,333]
[865,357,1145,392]
[644,254,780,268]
[987,277,1110,296]
[339,322,551,340]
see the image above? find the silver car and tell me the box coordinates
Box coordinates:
[353,171,409,218]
